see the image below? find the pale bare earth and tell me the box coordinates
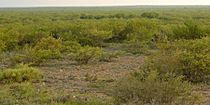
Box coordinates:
[38,55,144,100]
[38,55,210,103]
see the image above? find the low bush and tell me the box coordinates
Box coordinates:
[62,100,105,105]
[172,20,205,40]
[152,36,210,83]
[55,95,108,105]
[82,29,112,46]
[0,64,42,83]
[0,25,48,52]
[85,73,98,82]
[11,36,63,65]
[175,37,210,83]
[113,70,203,105]
[122,42,150,55]
[0,82,108,105]
[61,41,81,54]
[73,46,102,64]
[178,51,210,83]
[32,36,63,60]
[100,51,120,62]
[0,82,54,105]
[109,19,157,43]
[141,12,159,19]
[0,41,5,52]
[75,27,112,46]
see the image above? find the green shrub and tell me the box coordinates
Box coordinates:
[58,98,106,105]
[0,82,54,105]
[109,19,157,43]
[85,29,112,46]
[107,21,127,43]
[0,64,42,83]
[178,51,210,83]
[152,26,171,43]
[11,36,63,65]
[175,37,210,82]
[0,32,19,51]
[153,36,210,83]
[33,36,62,59]
[113,70,203,105]
[73,46,102,64]
[61,41,81,54]
[172,20,205,40]
[122,42,149,55]
[0,25,48,51]
[100,51,120,62]
[0,41,6,52]
[77,29,112,47]
[85,73,98,82]
[141,12,159,18]
[125,19,158,43]
[0,82,107,105]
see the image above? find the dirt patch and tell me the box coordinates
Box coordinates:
[36,55,210,103]
[38,55,144,99]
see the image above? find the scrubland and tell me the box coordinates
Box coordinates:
[0,6,210,105]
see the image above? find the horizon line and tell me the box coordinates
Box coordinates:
[1,4,210,8]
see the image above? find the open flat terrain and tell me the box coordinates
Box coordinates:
[0,6,210,105]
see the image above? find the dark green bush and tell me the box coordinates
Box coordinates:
[113,70,203,105]
[107,21,127,43]
[0,64,42,83]
[141,12,159,19]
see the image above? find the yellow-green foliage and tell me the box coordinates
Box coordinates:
[73,46,102,64]
[61,41,81,54]
[172,20,205,40]
[32,36,63,60]
[122,42,149,55]
[0,41,5,52]
[108,19,157,43]
[12,36,63,64]
[0,82,107,105]
[0,83,53,105]
[125,19,158,43]
[0,64,42,83]
[11,37,85,65]
[152,36,210,83]
[113,70,203,105]
[176,37,210,83]
[79,28,112,46]
[0,25,48,51]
